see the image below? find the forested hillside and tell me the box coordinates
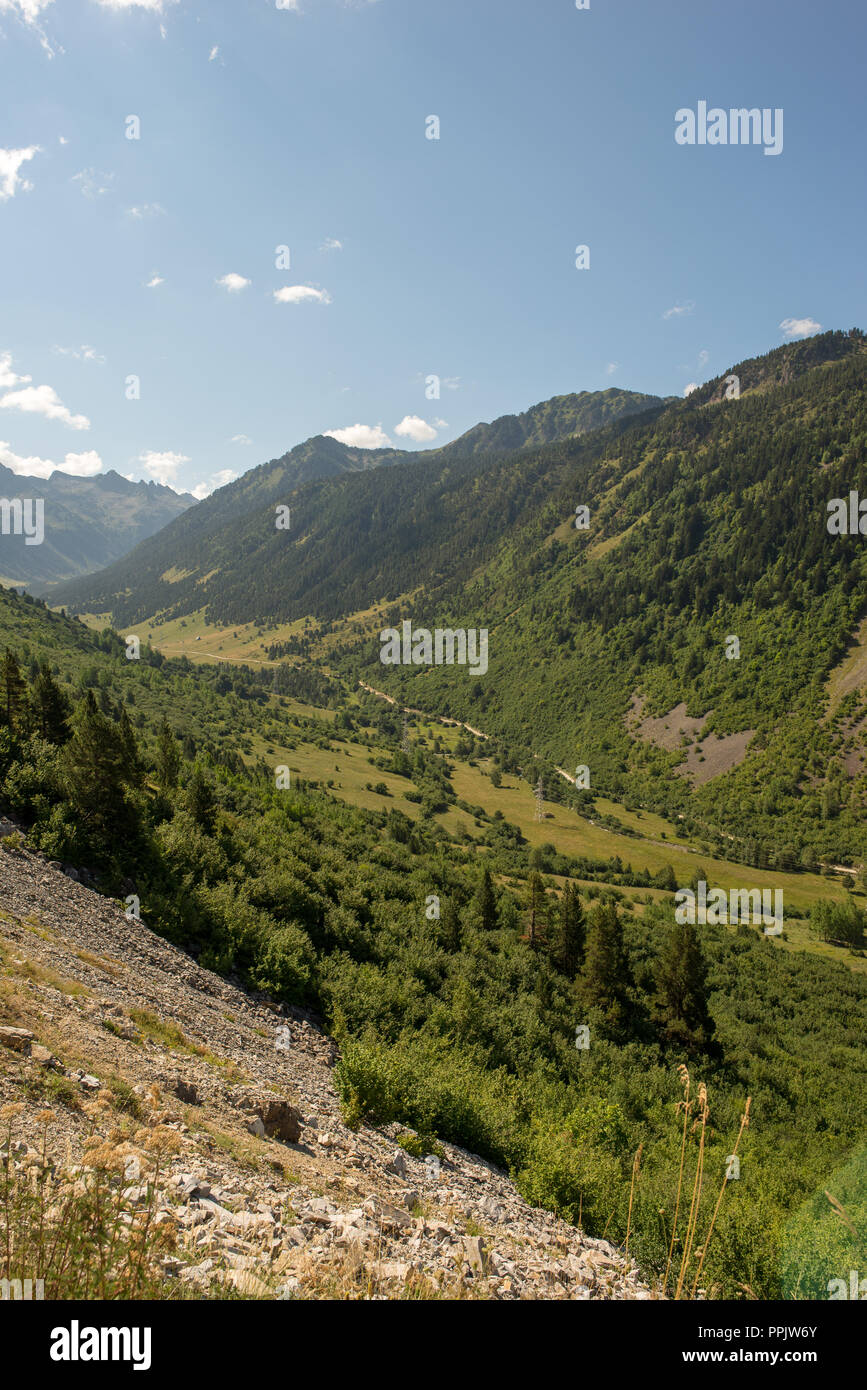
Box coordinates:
[52,388,665,626]
[0,581,865,1300]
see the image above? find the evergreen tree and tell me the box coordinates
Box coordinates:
[186,765,216,832]
[524,871,548,950]
[579,901,633,1037]
[475,867,498,931]
[440,898,462,952]
[63,691,139,847]
[551,881,586,976]
[155,718,181,792]
[0,649,28,730]
[654,916,714,1052]
[31,662,71,744]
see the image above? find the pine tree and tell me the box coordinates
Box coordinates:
[440,898,462,952]
[579,901,633,1037]
[654,916,714,1052]
[0,649,28,731]
[155,718,181,792]
[552,881,585,975]
[475,867,497,931]
[63,691,139,845]
[186,766,216,831]
[31,662,71,744]
[524,871,548,950]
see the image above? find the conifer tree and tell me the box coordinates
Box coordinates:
[525,871,548,950]
[440,898,462,952]
[155,718,181,792]
[552,881,586,976]
[63,691,139,846]
[0,649,28,731]
[31,662,71,744]
[476,866,498,931]
[654,915,714,1052]
[579,901,633,1037]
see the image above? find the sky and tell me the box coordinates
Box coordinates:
[0,0,865,499]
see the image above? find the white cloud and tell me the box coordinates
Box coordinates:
[216,272,251,293]
[52,344,105,363]
[208,44,218,60]
[274,285,331,305]
[72,167,114,198]
[58,134,68,145]
[394,414,438,443]
[139,448,189,487]
[0,442,102,479]
[230,433,251,445]
[127,202,165,219]
[683,382,699,397]
[319,237,342,251]
[0,146,40,200]
[145,271,165,288]
[0,352,32,389]
[442,376,461,391]
[192,467,236,500]
[0,1,57,56]
[697,348,710,367]
[780,316,822,341]
[663,301,695,320]
[0,382,89,430]
[324,423,391,449]
[605,362,618,375]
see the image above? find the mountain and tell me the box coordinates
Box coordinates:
[0,466,196,592]
[441,387,669,456]
[53,388,666,624]
[55,329,867,867]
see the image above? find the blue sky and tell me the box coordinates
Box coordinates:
[1,0,865,498]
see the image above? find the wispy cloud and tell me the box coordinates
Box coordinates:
[127,202,165,219]
[0,146,41,200]
[324,423,390,448]
[274,285,331,305]
[0,1,58,57]
[663,300,695,320]
[94,0,179,11]
[52,344,105,363]
[145,271,165,288]
[72,167,114,199]
[208,44,219,61]
[230,433,251,445]
[319,237,343,252]
[780,316,822,340]
[605,362,618,375]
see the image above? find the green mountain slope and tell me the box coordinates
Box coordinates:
[0,579,865,1302]
[52,389,665,622]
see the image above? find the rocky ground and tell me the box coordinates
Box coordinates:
[0,840,657,1301]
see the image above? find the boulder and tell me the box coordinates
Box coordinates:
[0,1027,33,1054]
